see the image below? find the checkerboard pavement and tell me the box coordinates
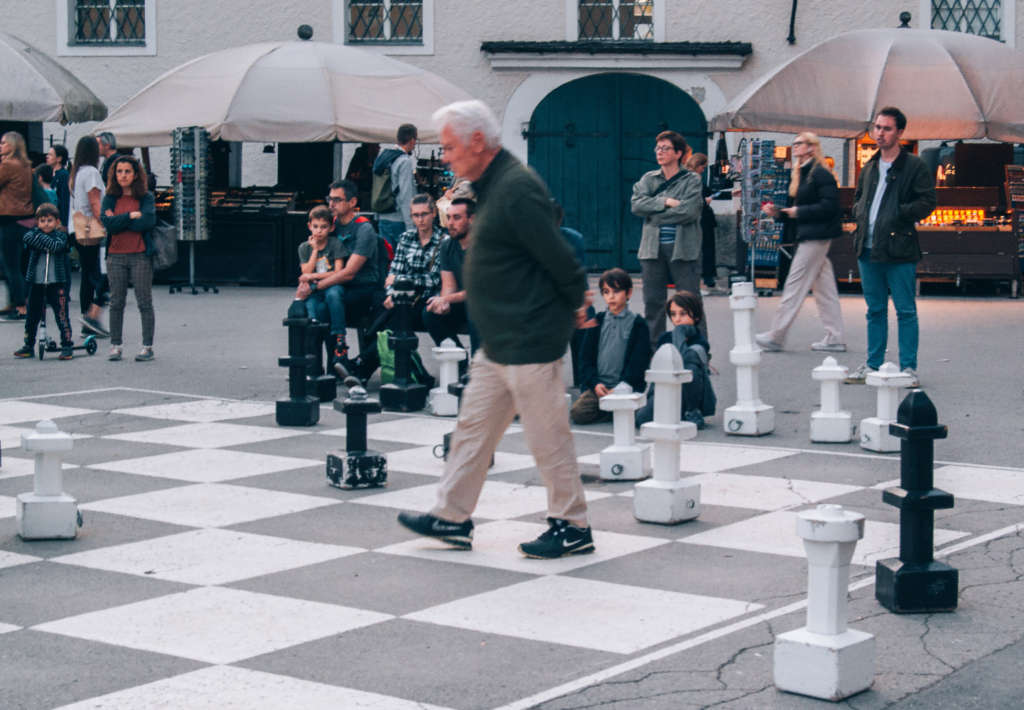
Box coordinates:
[2,389,1023,710]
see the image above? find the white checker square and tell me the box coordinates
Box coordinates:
[0,401,96,425]
[0,457,77,480]
[406,576,762,655]
[113,399,276,423]
[52,528,363,586]
[685,473,862,511]
[33,586,391,664]
[105,422,309,449]
[385,446,536,477]
[323,416,522,446]
[353,481,610,520]
[0,495,16,519]
[875,465,1024,506]
[80,483,339,528]
[679,510,969,566]
[378,519,667,575]
[578,442,796,474]
[0,622,19,635]
[0,550,42,569]
[0,426,32,451]
[88,449,322,483]
[51,665,454,710]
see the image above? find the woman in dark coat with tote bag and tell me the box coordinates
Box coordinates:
[756,132,846,352]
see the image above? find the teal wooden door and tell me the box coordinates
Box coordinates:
[527,74,707,271]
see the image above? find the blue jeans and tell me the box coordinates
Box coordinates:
[377,218,406,249]
[304,283,346,335]
[858,249,918,370]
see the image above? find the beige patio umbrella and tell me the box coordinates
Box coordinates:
[710,27,1024,141]
[0,31,107,124]
[95,31,473,146]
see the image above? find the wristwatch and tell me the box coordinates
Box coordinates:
[309,280,318,291]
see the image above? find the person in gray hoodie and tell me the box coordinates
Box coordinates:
[631,131,706,345]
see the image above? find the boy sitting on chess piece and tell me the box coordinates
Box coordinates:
[571,268,651,424]
[635,290,715,429]
[295,205,349,362]
[14,204,74,360]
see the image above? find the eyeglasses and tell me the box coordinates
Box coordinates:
[325,196,345,204]
[411,212,434,219]
[792,141,808,146]
[654,145,676,153]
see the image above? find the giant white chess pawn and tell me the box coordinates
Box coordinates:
[429,339,466,417]
[633,344,700,523]
[598,382,650,481]
[16,420,79,540]
[811,357,853,443]
[774,504,875,701]
[859,363,912,452]
[724,282,775,436]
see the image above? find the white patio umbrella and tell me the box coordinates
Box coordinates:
[709,27,1024,141]
[0,31,107,124]
[95,32,473,146]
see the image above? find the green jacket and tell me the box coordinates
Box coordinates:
[853,148,937,264]
[631,167,704,262]
[464,149,587,365]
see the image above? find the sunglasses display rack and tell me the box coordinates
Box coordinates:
[739,139,789,294]
[171,127,211,242]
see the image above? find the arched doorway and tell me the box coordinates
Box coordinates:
[527,73,707,272]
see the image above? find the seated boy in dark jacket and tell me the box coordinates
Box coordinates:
[14,204,74,360]
[571,268,651,425]
[636,290,713,429]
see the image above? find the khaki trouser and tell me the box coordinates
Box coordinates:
[762,239,845,346]
[640,242,708,345]
[432,351,588,527]
[570,388,613,425]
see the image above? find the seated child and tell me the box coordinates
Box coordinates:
[571,268,652,425]
[14,204,74,360]
[297,205,349,358]
[635,291,715,429]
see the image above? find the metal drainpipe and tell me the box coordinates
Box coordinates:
[787,0,798,44]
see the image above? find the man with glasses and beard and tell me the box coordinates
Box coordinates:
[423,197,479,358]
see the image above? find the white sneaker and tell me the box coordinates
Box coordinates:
[108,346,122,361]
[844,363,876,384]
[700,288,710,297]
[902,367,921,388]
[755,333,783,352]
[812,340,847,352]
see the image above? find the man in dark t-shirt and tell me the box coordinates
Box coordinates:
[424,198,479,355]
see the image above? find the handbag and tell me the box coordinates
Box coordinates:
[72,211,105,246]
[149,218,178,271]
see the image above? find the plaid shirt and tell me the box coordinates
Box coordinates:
[387,226,443,298]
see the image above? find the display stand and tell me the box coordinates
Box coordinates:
[170,127,219,295]
[739,139,790,295]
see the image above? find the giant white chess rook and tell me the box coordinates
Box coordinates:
[429,338,466,417]
[775,504,875,701]
[725,282,774,436]
[860,363,912,452]
[16,419,79,540]
[633,344,700,523]
[811,357,853,443]
[598,382,650,481]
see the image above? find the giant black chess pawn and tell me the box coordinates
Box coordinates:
[276,299,321,427]
[876,389,958,613]
[306,320,337,403]
[379,278,429,412]
[327,377,387,489]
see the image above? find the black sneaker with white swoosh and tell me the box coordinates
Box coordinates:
[518,518,594,559]
[397,512,474,550]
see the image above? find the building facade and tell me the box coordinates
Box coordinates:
[5,0,1019,269]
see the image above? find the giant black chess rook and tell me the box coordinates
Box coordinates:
[327,383,387,488]
[306,320,337,403]
[379,278,428,412]
[876,390,958,613]
[276,299,321,427]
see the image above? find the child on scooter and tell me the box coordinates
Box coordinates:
[14,203,74,360]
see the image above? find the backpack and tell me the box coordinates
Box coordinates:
[371,148,404,214]
[376,329,436,389]
[686,343,717,417]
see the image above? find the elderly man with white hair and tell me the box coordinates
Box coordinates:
[397,100,593,559]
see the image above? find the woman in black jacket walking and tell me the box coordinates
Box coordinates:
[756,133,846,352]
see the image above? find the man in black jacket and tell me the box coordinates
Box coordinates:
[844,107,937,388]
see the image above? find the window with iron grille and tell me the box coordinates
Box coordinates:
[348,0,423,44]
[932,0,1001,39]
[578,0,654,40]
[70,0,145,46]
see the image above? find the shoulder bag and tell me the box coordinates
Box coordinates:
[72,211,105,246]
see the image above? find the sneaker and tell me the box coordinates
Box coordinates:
[397,512,474,550]
[79,316,110,338]
[14,345,33,359]
[1,311,26,322]
[135,346,154,362]
[684,409,706,430]
[59,346,73,361]
[706,285,730,297]
[844,363,876,384]
[700,288,710,297]
[812,340,847,352]
[902,367,921,388]
[755,333,783,352]
[108,346,123,361]
[518,518,595,559]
